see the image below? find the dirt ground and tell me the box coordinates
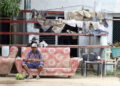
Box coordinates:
[0,74,120,86]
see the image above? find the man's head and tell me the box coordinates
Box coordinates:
[31,43,38,52]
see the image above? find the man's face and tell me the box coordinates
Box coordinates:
[31,47,37,52]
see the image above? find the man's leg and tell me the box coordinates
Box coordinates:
[36,62,44,79]
[22,62,33,79]
[22,65,30,75]
[22,62,31,75]
[38,66,43,75]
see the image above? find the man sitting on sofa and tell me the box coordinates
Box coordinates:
[22,43,44,79]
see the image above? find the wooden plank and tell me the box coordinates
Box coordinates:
[0,44,110,48]
[0,32,107,36]
[0,20,38,23]
[20,10,64,14]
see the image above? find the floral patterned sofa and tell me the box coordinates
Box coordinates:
[15,47,80,77]
[0,46,18,75]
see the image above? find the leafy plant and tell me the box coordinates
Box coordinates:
[0,0,21,17]
[113,42,120,47]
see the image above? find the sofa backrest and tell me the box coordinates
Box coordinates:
[21,47,70,68]
[8,46,18,58]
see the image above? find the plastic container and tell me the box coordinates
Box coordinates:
[111,47,120,58]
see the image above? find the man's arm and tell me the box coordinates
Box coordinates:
[32,59,44,62]
[33,52,44,62]
[23,52,33,62]
[23,59,44,62]
[23,59,33,62]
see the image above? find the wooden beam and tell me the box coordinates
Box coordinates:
[0,44,110,48]
[0,32,107,36]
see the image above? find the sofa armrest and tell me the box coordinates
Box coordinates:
[70,58,80,72]
[0,57,15,63]
[0,56,7,58]
[0,58,15,74]
[15,58,23,74]
[8,46,18,58]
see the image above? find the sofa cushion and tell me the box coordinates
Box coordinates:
[22,47,70,68]
[22,68,73,76]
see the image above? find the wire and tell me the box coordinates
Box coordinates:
[46,4,94,11]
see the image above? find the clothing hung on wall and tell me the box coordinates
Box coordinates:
[84,21,99,30]
[52,19,65,33]
[63,19,83,28]
[97,12,104,20]
[83,29,108,36]
[64,10,84,20]
[32,9,46,21]
[93,29,109,36]
[102,19,108,28]
[62,24,78,33]
[64,10,98,21]
[37,20,53,32]
[39,26,53,32]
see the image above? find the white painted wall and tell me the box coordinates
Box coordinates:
[95,0,120,13]
[105,14,113,44]
[20,0,95,11]
[20,0,120,12]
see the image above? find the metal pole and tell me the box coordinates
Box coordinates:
[78,30,82,57]
[12,17,17,44]
[24,0,31,44]
[55,17,58,45]
[55,36,58,45]
[24,0,31,10]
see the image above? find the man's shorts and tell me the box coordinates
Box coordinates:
[22,61,44,69]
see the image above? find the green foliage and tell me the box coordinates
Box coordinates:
[16,73,24,80]
[106,72,114,75]
[0,0,21,17]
